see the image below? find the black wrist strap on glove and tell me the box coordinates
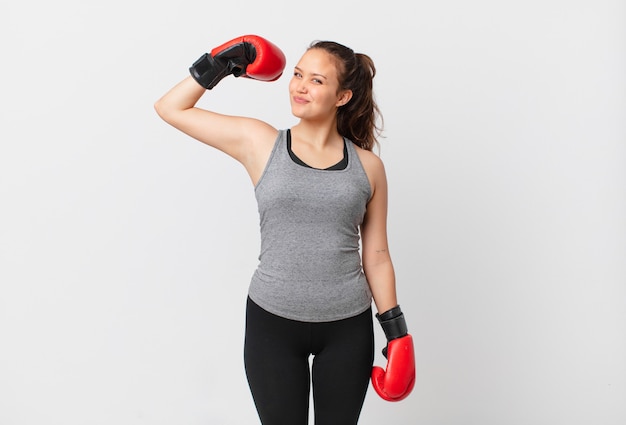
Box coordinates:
[377,305,408,357]
[189,53,230,90]
[189,43,257,90]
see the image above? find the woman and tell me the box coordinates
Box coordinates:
[155,35,414,424]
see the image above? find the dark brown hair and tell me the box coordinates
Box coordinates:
[308,41,383,151]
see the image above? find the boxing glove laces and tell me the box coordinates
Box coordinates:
[189,34,286,90]
[371,305,416,401]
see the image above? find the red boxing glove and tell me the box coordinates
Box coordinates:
[371,306,416,401]
[371,334,416,401]
[190,34,286,89]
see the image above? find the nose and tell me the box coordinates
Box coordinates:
[296,80,307,93]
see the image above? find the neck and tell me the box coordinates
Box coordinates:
[291,121,342,149]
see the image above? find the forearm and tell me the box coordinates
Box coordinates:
[364,258,398,314]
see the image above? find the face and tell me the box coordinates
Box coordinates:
[289,48,352,121]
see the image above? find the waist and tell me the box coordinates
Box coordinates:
[257,247,363,281]
[248,269,372,322]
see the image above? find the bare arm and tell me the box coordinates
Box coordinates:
[154,76,277,184]
[358,150,398,315]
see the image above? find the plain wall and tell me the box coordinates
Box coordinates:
[1,1,625,424]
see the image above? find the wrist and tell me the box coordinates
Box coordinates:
[376,305,408,341]
[189,53,229,90]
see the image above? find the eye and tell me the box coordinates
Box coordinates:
[293,71,302,78]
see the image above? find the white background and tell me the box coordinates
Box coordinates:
[1,1,625,424]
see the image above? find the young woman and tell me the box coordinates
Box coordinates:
[155,35,414,424]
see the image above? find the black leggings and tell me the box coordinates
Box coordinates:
[244,297,374,425]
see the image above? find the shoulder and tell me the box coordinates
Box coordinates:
[238,118,279,146]
[353,144,387,190]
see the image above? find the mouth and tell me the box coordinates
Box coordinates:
[292,96,309,104]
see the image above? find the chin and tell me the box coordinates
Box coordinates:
[290,104,305,119]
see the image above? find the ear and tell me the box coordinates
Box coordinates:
[336,89,353,107]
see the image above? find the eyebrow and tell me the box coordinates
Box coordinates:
[294,66,327,80]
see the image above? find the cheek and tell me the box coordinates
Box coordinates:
[288,78,300,93]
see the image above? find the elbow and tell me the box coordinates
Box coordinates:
[153,98,169,121]
[362,254,393,275]
[154,98,181,126]
[154,96,190,126]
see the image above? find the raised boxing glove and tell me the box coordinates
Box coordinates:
[371,305,416,402]
[189,34,286,90]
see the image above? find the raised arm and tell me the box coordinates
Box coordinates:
[154,35,286,183]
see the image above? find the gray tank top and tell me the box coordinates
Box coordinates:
[248,129,373,322]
